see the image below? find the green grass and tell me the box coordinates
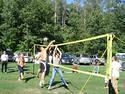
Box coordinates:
[0,63,124,94]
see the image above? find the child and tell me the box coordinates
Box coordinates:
[72,63,78,73]
[93,59,100,74]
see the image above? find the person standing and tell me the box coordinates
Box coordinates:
[72,62,78,73]
[93,59,100,74]
[1,51,8,73]
[48,46,68,90]
[48,47,53,64]
[111,56,121,94]
[37,40,55,87]
[17,53,25,80]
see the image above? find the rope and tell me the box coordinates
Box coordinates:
[78,48,107,94]
[48,63,106,78]
[33,33,113,93]
[34,34,108,47]
[114,35,125,44]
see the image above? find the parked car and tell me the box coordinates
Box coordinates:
[61,54,74,64]
[90,55,105,65]
[6,50,14,62]
[79,55,91,65]
[116,53,125,71]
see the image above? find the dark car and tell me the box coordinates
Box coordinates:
[61,54,74,64]
[6,50,14,62]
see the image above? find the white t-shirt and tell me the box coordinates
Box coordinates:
[111,61,121,78]
[1,54,8,61]
[53,57,60,67]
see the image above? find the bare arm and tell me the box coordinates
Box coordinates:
[17,59,20,65]
[53,46,57,57]
[36,53,41,60]
[46,40,55,51]
[57,48,62,59]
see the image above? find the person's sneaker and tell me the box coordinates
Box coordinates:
[48,86,51,90]
[62,83,68,88]
[39,82,44,88]
[104,83,108,88]
[36,75,39,78]
[18,78,21,81]
[104,86,108,88]
[65,83,68,87]
[39,82,42,87]
[21,77,25,80]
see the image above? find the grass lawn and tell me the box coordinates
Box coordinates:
[0,63,124,94]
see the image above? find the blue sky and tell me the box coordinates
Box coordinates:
[66,0,125,4]
[66,0,84,5]
[66,0,73,4]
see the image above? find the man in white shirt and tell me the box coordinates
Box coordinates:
[111,56,121,94]
[1,51,8,73]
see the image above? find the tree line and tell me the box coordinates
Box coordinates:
[0,0,125,56]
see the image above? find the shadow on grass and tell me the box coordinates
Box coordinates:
[23,68,30,71]
[24,76,36,83]
[7,69,18,73]
[47,80,74,94]
[67,80,80,90]
[50,84,74,94]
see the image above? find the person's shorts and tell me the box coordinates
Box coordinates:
[18,65,24,73]
[40,61,47,73]
[112,71,119,78]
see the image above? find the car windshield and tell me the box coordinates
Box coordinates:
[62,54,69,57]
[82,55,89,57]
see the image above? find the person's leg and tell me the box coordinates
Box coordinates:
[95,66,99,74]
[48,68,56,89]
[1,62,4,72]
[39,72,46,87]
[18,65,24,80]
[19,66,24,80]
[39,62,46,87]
[112,78,119,94]
[45,63,50,76]
[18,65,21,80]
[5,62,8,72]
[57,68,68,86]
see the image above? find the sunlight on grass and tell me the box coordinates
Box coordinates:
[0,63,124,94]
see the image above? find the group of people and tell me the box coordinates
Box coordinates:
[35,40,68,90]
[0,40,68,90]
[0,50,25,81]
[0,41,122,93]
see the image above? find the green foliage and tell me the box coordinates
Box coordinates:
[0,0,125,55]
